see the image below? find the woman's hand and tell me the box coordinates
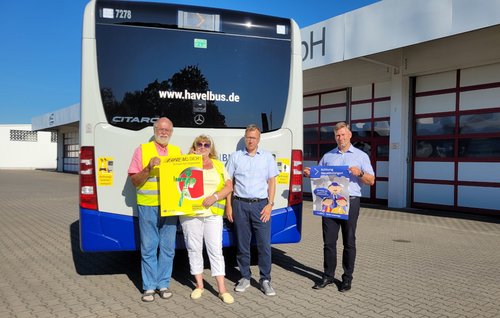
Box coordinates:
[202,194,217,208]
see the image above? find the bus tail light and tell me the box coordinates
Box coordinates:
[288,149,303,206]
[80,146,98,210]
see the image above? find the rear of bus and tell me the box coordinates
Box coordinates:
[80,0,303,252]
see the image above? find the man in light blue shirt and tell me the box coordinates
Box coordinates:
[304,122,375,292]
[226,124,279,296]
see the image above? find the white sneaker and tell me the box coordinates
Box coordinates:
[234,278,250,292]
[260,280,276,296]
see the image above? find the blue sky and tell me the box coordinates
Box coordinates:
[0,0,378,124]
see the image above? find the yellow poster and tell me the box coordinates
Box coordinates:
[97,157,114,186]
[159,155,205,216]
[276,158,290,185]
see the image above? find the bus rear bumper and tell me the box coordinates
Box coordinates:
[79,203,302,252]
[270,203,302,244]
[79,208,139,252]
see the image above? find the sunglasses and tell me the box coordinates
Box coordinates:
[196,142,211,148]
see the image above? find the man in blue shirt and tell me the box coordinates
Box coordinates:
[226,124,279,296]
[304,122,375,292]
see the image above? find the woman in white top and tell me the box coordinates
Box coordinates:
[180,135,234,304]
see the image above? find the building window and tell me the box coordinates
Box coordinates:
[51,131,58,143]
[10,130,38,142]
[63,132,79,159]
[303,88,348,161]
[63,132,80,173]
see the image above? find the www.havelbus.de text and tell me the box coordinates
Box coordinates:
[158,90,240,102]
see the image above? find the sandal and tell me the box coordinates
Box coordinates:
[219,292,234,304]
[141,290,155,302]
[158,288,173,299]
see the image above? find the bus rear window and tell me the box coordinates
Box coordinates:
[96,23,291,131]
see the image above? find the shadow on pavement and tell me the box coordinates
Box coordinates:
[70,220,243,293]
[70,221,143,291]
[70,221,321,293]
[272,247,323,285]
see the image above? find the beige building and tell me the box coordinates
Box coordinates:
[301,0,500,215]
[0,124,57,170]
[32,104,80,173]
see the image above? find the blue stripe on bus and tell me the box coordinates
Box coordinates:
[79,208,139,252]
[270,204,302,244]
[80,204,302,252]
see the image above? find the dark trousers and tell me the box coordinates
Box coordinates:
[322,196,360,283]
[232,199,272,282]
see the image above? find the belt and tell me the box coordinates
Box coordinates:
[233,196,267,203]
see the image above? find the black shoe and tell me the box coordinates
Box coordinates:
[339,281,351,292]
[312,278,335,289]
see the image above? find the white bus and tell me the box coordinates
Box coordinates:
[80,0,303,252]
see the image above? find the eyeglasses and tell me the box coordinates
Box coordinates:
[196,142,211,148]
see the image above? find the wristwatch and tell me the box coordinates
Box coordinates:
[359,170,364,178]
[268,200,274,206]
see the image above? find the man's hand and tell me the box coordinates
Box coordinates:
[148,157,161,170]
[131,156,160,188]
[303,167,311,177]
[226,205,233,223]
[348,166,363,177]
[260,204,272,222]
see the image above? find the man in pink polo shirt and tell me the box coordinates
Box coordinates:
[128,117,181,302]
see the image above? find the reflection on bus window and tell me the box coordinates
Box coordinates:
[97,24,290,131]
